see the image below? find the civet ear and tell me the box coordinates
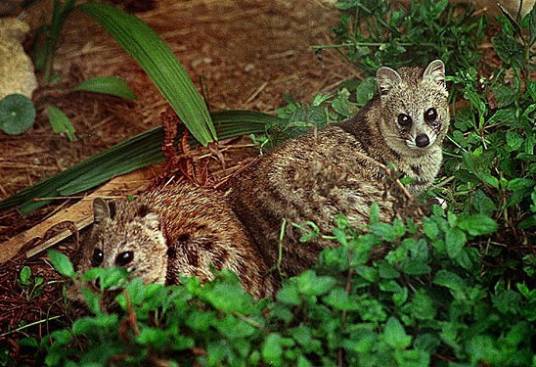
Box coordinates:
[93,198,111,223]
[376,66,402,96]
[423,59,446,88]
[142,212,160,231]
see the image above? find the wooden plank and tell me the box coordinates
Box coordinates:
[0,165,162,264]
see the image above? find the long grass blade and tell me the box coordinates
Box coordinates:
[79,2,216,145]
[0,111,283,213]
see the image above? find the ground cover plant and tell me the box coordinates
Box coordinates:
[1,0,535,366]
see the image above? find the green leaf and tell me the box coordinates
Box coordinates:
[19,266,32,286]
[488,108,517,125]
[204,282,253,313]
[262,333,283,363]
[50,330,72,345]
[492,32,524,68]
[523,4,536,45]
[47,105,77,141]
[408,290,436,321]
[445,228,466,258]
[0,94,36,135]
[296,270,336,296]
[423,219,439,240]
[82,288,101,315]
[433,270,466,294]
[74,76,136,100]
[355,77,376,106]
[507,178,534,191]
[47,249,75,278]
[506,131,524,151]
[324,288,359,310]
[457,214,498,236]
[79,2,216,145]
[384,317,412,350]
[276,283,301,305]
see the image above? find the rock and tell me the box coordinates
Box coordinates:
[0,17,38,100]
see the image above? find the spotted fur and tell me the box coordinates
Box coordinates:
[229,61,449,276]
[77,182,276,299]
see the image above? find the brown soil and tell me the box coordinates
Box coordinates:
[0,0,354,360]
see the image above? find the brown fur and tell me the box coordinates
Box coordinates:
[229,61,450,276]
[77,182,276,299]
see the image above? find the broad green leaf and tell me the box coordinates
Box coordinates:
[47,105,77,141]
[82,288,101,315]
[50,330,72,346]
[445,228,466,258]
[0,94,36,135]
[384,317,412,349]
[324,288,359,310]
[79,2,216,145]
[507,178,534,191]
[74,76,136,100]
[457,214,498,236]
[506,131,523,151]
[296,270,336,296]
[423,219,439,240]
[262,333,283,363]
[19,266,32,286]
[276,283,301,305]
[47,249,75,278]
[408,290,436,320]
[355,77,376,106]
[433,270,466,294]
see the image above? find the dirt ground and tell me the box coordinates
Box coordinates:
[0,0,354,357]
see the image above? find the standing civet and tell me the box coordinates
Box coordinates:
[229,60,450,276]
[76,182,276,299]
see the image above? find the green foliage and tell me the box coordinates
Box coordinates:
[74,76,137,100]
[257,88,358,148]
[37,206,533,366]
[327,0,486,76]
[46,105,77,141]
[0,94,36,135]
[80,2,216,146]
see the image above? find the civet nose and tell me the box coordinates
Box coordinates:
[415,134,430,148]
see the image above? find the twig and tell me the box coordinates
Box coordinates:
[0,315,62,338]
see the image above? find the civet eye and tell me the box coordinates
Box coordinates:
[115,251,134,266]
[91,248,104,267]
[397,114,412,127]
[424,108,437,123]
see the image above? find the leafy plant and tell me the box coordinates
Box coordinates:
[325,0,486,78]
[79,2,216,145]
[0,94,36,135]
[18,266,45,300]
[32,1,217,145]
[30,204,534,367]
